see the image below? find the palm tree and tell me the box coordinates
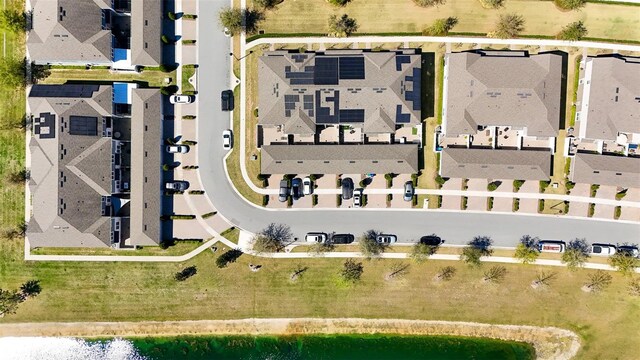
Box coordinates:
[19,280,41,300]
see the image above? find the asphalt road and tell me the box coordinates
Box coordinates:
[197,0,639,247]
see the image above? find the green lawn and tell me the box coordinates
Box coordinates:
[257,0,640,42]
[40,68,176,88]
[30,241,202,257]
[181,65,196,93]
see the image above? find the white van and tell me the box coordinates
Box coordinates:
[538,241,566,253]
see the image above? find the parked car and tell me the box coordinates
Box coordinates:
[331,233,355,244]
[353,188,363,208]
[376,234,397,244]
[590,243,617,256]
[341,178,354,200]
[278,180,289,203]
[222,129,232,150]
[538,241,566,253]
[221,90,234,111]
[169,94,193,104]
[165,181,189,191]
[302,177,312,195]
[419,235,444,246]
[305,232,328,243]
[165,145,189,154]
[618,245,639,257]
[290,178,302,200]
[403,181,414,201]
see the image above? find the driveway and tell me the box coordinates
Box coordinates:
[194,2,640,247]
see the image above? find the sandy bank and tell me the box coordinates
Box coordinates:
[0,318,580,359]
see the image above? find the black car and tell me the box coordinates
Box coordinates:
[290,178,302,200]
[341,178,354,200]
[278,180,289,203]
[419,235,444,246]
[221,90,234,111]
[331,233,355,244]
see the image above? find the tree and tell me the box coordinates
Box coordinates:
[557,21,588,41]
[582,270,612,293]
[514,235,540,264]
[19,280,41,300]
[328,0,352,6]
[328,14,358,37]
[385,262,410,281]
[0,56,25,88]
[341,259,364,283]
[609,251,640,276]
[254,0,283,9]
[413,0,447,7]
[479,0,505,9]
[554,0,586,10]
[423,17,458,36]
[531,270,557,289]
[434,266,456,281]
[460,236,493,267]
[252,223,292,253]
[218,7,264,36]
[490,13,525,39]
[561,238,590,270]
[482,265,507,283]
[0,289,22,317]
[175,266,198,281]
[410,242,439,263]
[358,230,385,257]
[0,9,26,33]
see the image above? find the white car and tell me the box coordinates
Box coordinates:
[302,177,312,195]
[165,181,189,191]
[222,129,232,150]
[165,145,189,154]
[169,94,193,104]
[538,241,566,253]
[305,232,328,243]
[353,188,363,208]
[590,243,616,256]
[223,27,231,37]
[376,234,397,244]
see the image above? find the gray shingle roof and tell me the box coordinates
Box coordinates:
[570,153,640,187]
[258,50,421,135]
[444,50,562,137]
[28,0,112,64]
[441,148,552,180]
[130,0,162,66]
[129,89,162,246]
[578,56,640,141]
[261,144,418,174]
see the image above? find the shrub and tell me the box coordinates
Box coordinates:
[182,39,197,45]
[478,0,504,9]
[487,182,498,191]
[554,0,586,10]
[411,242,439,262]
[219,7,265,35]
[175,266,197,281]
[202,211,217,219]
[490,13,525,39]
[0,9,26,33]
[170,215,196,220]
[590,184,600,197]
[609,251,640,276]
[487,197,494,211]
[182,115,196,120]
[161,35,173,44]
[461,196,468,210]
[216,249,243,268]
[182,140,197,146]
[539,180,550,193]
[423,17,458,36]
[513,198,520,212]
[359,230,385,257]
[167,11,177,20]
[253,108,259,117]
[435,175,447,187]
[513,179,524,192]
[588,203,595,217]
[557,21,588,41]
[413,0,446,7]
[538,199,544,213]
[328,14,358,37]
[328,0,351,6]
[561,238,590,270]
[254,0,283,9]
[615,189,627,200]
[312,194,318,206]
[188,190,205,195]
[161,85,179,95]
[614,206,621,219]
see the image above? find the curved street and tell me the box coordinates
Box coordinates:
[196,0,640,247]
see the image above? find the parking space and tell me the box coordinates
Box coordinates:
[442,178,462,191]
[316,194,338,208]
[291,194,313,209]
[442,195,462,210]
[267,195,288,208]
[518,198,539,214]
[172,195,192,214]
[595,185,616,200]
[467,179,487,191]
[624,188,640,202]
[173,219,212,240]
[492,197,513,212]
[390,193,412,208]
[620,207,640,222]
[365,174,385,189]
[492,179,512,192]
[568,201,589,217]
[593,204,614,220]
[203,215,233,234]
[365,193,386,208]
[518,180,539,194]
[569,183,591,197]
[466,196,487,211]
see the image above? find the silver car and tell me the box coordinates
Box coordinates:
[403,181,414,201]
[165,181,189,191]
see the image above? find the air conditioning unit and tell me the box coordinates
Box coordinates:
[123,182,129,190]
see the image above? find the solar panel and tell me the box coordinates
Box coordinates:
[396,105,411,123]
[313,57,339,85]
[339,109,365,123]
[339,57,365,80]
[34,112,56,139]
[404,67,421,111]
[69,116,98,136]
[396,55,411,71]
[29,84,100,98]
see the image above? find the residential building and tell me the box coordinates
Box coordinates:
[570,153,640,188]
[28,0,163,68]
[257,49,422,174]
[27,84,164,248]
[438,50,563,180]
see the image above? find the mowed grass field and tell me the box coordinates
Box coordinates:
[1,236,640,359]
[254,0,640,41]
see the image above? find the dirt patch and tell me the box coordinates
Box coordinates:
[0,318,579,359]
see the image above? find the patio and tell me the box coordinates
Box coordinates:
[394,126,421,144]
[262,126,289,145]
[469,127,494,148]
[343,126,363,143]
[495,127,521,149]
[318,126,339,144]
[438,134,468,148]
[522,136,554,150]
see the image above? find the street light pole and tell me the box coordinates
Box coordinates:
[230,51,253,61]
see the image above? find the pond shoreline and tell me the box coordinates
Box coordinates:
[0,318,580,359]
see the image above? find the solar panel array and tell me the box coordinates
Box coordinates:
[339,109,365,123]
[30,84,100,98]
[69,116,98,136]
[395,55,410,71]
[338,57,365,80]
[313,57,339,85]
[404,67,422,111]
